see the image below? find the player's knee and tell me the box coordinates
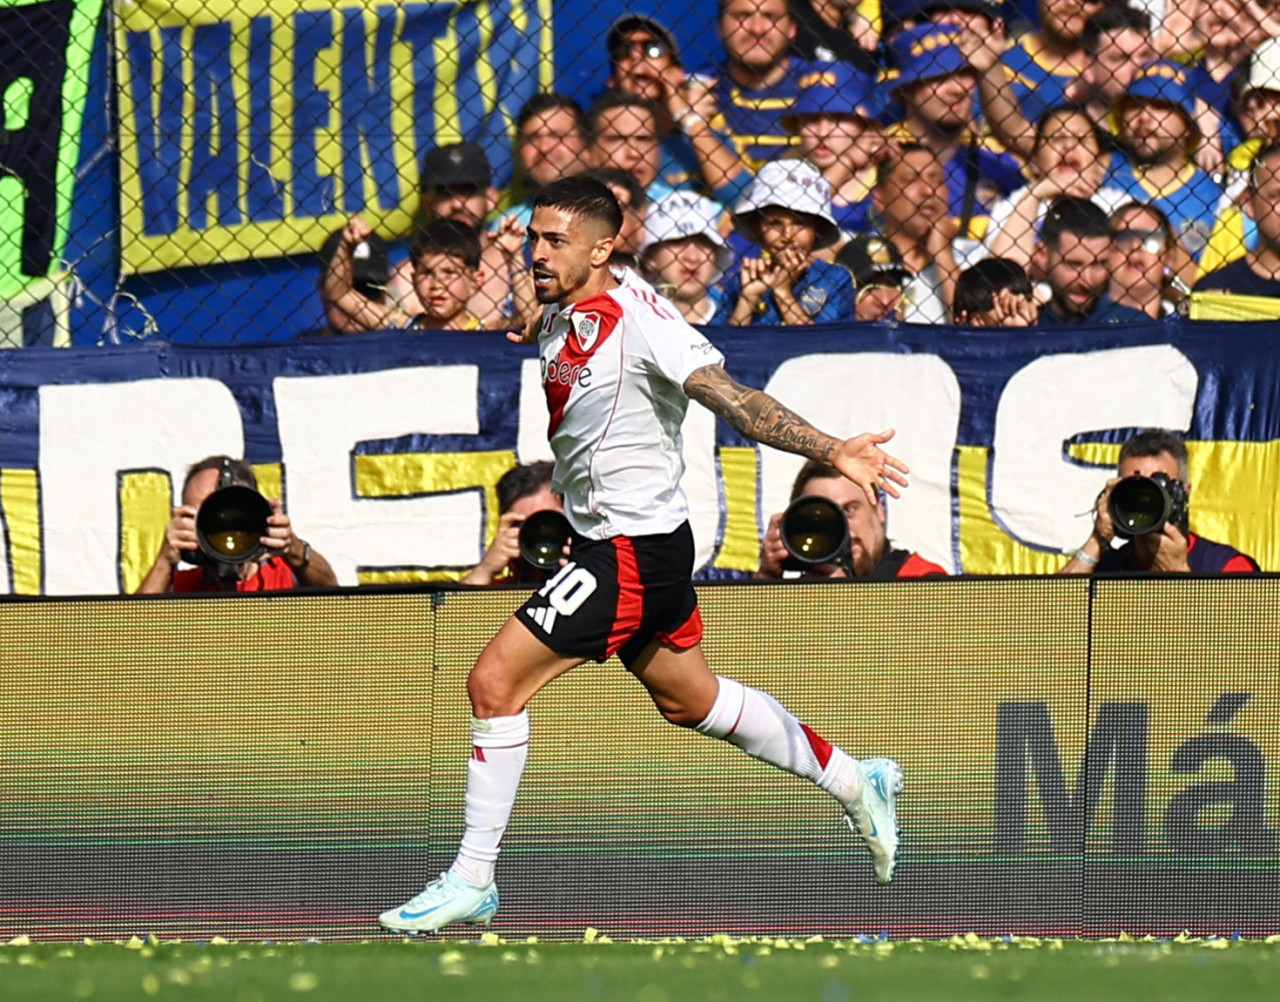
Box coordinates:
[653,697,705,730]
[467,659,520,719]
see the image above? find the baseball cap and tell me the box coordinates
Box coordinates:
[883,0,1000,37]
[319,227,389,301]
[640,191,734,277]
[607,14,681,65]
[732,160,841,249]
[781,64,876,133]
[1245,35,1280,96]
[1116,60,1201,148]
[420,141,492,191]
[836,235,913,289]
[888,23,972,94]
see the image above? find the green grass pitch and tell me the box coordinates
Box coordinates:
[2,933,1279,1001]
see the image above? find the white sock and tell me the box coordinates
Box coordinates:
[449,710,530,887]
[696,676,861,808]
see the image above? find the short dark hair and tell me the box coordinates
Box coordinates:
[1109,199,1176,248]
[411,218,482,270]
[1083,4,1151,53]
[790,460,841,502]
[875,142,935,190]
[533,175,625,236]
[1041,196,1111,250]
[183,455,257,496]
[1119,429,1189,482]
[953,258,1034,321]
[581,166,648,212]
[1033,104,1102,152]
[496,461,558,515]
[587,89,662,141]
[516,92,589,141]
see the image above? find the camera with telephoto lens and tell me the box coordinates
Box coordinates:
[517,509,573,573]
[780,494,853,576]
[1108,472,1190,539]
[181,460,273,567]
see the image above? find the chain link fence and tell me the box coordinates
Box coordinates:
[2,0,1277,346]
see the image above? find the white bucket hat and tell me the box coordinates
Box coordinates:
[1247,35,1280,96]
[639,191,735,277]
[732,160,840,249]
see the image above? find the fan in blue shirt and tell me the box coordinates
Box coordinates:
[724,160,856,326]
[1104,61,1222,262]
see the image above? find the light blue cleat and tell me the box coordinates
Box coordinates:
[845,757,904,884]
[379,871,500,933]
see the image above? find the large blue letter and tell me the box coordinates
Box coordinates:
[187,21,243,231]
[124,26,185,236]
[291,9,336,218]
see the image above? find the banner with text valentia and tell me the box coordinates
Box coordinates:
[113,0,554,275]
[0,320,1277,596]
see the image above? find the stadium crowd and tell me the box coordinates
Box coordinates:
[317,0,1280,331]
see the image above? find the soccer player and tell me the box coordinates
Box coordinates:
[378,176,908,933]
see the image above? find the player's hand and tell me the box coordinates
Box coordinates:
[507,316,540,345]
[832,429,909,504]
[756,512,788,579]
[162,505,199,565]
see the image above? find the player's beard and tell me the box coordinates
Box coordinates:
[534,259,592,304]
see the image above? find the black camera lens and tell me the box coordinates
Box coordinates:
[518,509,572,572]
[780,494,849,565]
[196,485,272,563]
[1109,474,1183,538]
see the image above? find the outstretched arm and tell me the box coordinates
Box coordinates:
[684,364,909,503]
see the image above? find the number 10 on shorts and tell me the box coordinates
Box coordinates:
[529,561,599,634]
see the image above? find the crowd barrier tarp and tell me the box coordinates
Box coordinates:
[0,318,1276,596]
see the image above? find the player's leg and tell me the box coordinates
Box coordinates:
[379,615,585,933]
[628,639,903,884]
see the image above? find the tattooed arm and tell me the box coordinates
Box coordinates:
[684,364,909,502]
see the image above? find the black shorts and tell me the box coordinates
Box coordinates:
[515,521,703,668]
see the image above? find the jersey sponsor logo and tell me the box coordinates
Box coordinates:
[541,355,593,389]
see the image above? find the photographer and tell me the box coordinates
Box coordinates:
[135,456,337,594]
[461,462,566,586]
[756,459,947,580]
[1059,429,1260,574]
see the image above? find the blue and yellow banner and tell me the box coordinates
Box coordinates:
[0,320,1277,596]
[113,0,554,275]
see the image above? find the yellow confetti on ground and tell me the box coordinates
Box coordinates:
[288,971,319,991]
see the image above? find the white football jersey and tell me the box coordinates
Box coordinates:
[537,270,725,539]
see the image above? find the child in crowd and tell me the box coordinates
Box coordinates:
[836,234,914,322]
[781,63,882,241]
[639,191,734,325]
[953,257,1040,326]
[984,105,1129,272]
[323,216,516,332]
[725,161,855,326]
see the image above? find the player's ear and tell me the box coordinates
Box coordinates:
[590,235,617,266]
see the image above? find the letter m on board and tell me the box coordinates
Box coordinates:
[994,702,1148,854]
